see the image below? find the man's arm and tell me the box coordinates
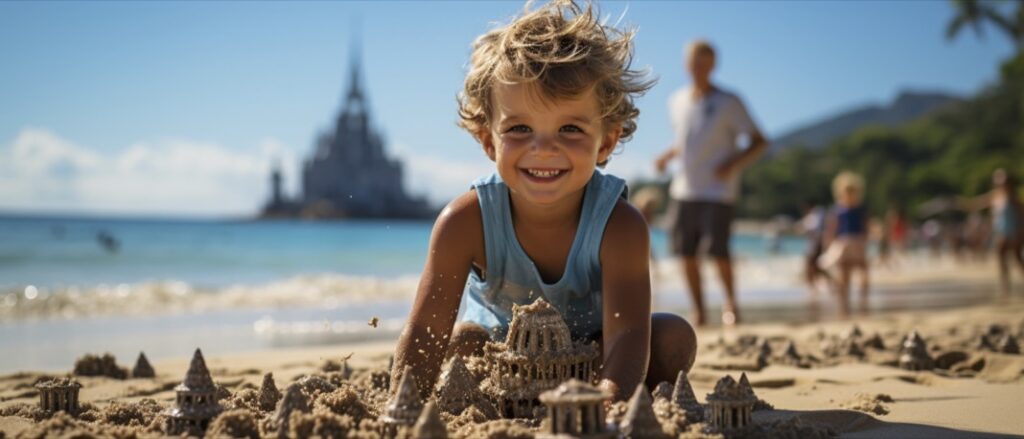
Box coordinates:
[654,147,679,175]
[598,200,652,401]
[391,191,482,397]
[715,128,768,180]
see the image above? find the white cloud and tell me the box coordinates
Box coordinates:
[390,142,493,206]
[0,128,298,217]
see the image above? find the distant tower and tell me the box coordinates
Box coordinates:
[271,161,283,206]
[165,348,223,436]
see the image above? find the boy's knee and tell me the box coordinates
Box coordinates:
[648,313,698,385]
[448,322,491,359]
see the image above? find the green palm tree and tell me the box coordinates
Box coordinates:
[946,0,1022,48]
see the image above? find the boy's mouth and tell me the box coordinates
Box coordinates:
[521,167,568,183]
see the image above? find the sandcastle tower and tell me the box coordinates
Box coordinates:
[651,382,673,402]
[412,401,448,439]
[537,379,612,439]
[259,372,282,411]
[481,299,599,418]
[273,383,310,438]
[863,333,886,350]
[999,334,1020,354]
[165,348,223,436]
[620,384,668,439]
[435,356,491,416]
[132,352,155,378]
[705,373,757,434]
[671,370,703,423]
[975,334,996,351]
[35,377,82,415]
[898,331,934,371]
[381,367,424,438]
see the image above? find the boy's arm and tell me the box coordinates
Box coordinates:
[391,191,483,397]
[598,199,652,401]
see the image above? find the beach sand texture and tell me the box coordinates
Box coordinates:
[2,299,1023,438]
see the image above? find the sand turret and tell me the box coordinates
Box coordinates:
[131,352,155,378]
[259,372,282,411]
[35,377,82,415]
[538,379,612,439]
[411,401,448,439]
[651,381,673,402]
[863,333,885,350]
[999,334,1020,354]
[165,348,223,436]
[898,331,934,371]
[481,299,599,418]
[273,383,310,438]
[435,356,484,415]
[620,384,667,438]
[705,374,757,434]
[975,334,996,351]
[671,370,703,423]
[381,367,424,437]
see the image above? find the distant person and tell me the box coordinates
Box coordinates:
[96,230,120,253]
[819,171,869,318]
[885,205,909,256]
[654,40,768,326]
[392,1,696,401]
[962,168,1024,296]
[798,199,832,300]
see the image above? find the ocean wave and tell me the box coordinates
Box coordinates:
[0,274,421,321]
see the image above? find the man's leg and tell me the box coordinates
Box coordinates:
[645,313,698,389]
[682,256,705,326]
[709,202,738,325]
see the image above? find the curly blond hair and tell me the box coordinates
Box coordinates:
[457,0,654,165]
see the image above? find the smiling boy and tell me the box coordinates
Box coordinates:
[391,0,697,401]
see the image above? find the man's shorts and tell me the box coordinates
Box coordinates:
[668,199,734,258]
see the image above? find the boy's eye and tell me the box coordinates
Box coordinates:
[505,125,531,134]
[560,124,584,134]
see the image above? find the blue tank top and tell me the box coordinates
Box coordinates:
[459,170,627,342]
[834,205,866,237]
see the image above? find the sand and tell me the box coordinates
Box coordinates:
[2,298,1024,437]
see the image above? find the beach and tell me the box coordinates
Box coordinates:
[2,243,1022,437]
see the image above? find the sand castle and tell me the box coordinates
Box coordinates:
[412,401,448,439]
[705,373,758,434]
[672,370,704,423]
[273,383,310,437]
[621,384,668,438]
[999,334,1020,354]
[131,352,155,378]
[165,348,223,436]
[435,356,493,416]
[899,331,934,371]
[259,372,282,412]
[35,377,82,415]
[538,379,613,439]
[381,367,424,437]
[481,298,599,418]
[863,333,886,350]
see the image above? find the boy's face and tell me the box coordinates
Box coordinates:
[478,82,619,207]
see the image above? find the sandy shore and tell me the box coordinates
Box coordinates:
[2,294,1023,438]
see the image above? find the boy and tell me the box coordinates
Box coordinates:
[819,171,869,317]
[391,0,697,402]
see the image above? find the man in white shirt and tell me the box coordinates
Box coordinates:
[655,40,768,326]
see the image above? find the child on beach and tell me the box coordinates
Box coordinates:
[391,0,697,401]
[963,168,1024,295]
[819,171,869,317]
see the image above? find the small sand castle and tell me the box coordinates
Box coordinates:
[381,366,424,437]
[35,377,82,415]
[671,370,703,423]
[273,383,310,437]
[651,381,673,402]
[435,356,492,416]
[165,348,223,436]
[705,373,757,434]
[863,333,886,350]
[412,401,448,439]
[481,298,599,418]
[621,384,668,439]
[259,372,282,411]
[999,334,1020,354]
[538,379,612,439]
[899,331,934,371]
[975,334,996,351]
[131,352,155,378]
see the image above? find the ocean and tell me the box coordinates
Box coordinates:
[0,215,810,372]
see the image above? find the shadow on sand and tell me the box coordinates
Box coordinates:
[755,409,1023,439]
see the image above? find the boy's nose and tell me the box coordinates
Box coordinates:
[530,136,559,156]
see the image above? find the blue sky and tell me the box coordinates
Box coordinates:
[0,1,1015,216]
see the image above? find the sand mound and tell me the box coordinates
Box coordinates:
[839,393,893,415]
[73,354,128,380]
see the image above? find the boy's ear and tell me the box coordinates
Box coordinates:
[597,124,623,164]
[478,129,497,162]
